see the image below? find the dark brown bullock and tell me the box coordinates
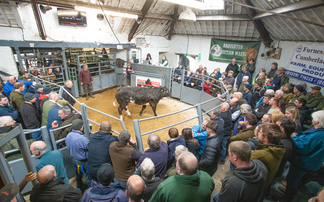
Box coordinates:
[113,86,170,119]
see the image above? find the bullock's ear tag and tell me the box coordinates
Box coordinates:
[161,89,164,91]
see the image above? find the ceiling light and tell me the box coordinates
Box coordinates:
[179,8,196,21]
[163,0,224,10]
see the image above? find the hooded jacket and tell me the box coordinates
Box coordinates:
[251,144,285,187]
[292,127,324,171]
[217,159,268,202]
[80,180,127,202]
[167,135,186,167]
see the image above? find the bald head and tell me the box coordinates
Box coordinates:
[220,102,230,112]
[37,165,56,184]
[99,121,111,132]
[230,98,238,106]
[7,76,16,84]
[30,141,47,156]
[176,151,198,175]
[126,175,145,202]
[0,116,15,127]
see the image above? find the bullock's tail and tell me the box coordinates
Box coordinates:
[113,99,117,107]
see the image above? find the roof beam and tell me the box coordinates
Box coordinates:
[168,6,178,40]
[128,0,154,42]
[30,0,46,40]
[243,0,272,47]
[224,0,324,28]
[254,0,324,20]
[196,14,250,21]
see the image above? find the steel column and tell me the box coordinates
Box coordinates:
[41,126,53,150]
[196,104,203,125]
[80,103,91,137]
[133,119,143,153]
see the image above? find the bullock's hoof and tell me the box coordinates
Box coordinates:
[126,110,131,116]
[120,115,123,120]
[139,113,142,116]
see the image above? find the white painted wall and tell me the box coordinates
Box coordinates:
[0,47,18,78]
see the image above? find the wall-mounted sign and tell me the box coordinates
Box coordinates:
[57,9,87,27]
[286,43,324,87]
[136,75,162,87]
[209,38,260,64]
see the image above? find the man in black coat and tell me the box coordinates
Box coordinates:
[199,120,223,176]
[216,141,268,201]
[62,80,76,108]
[30,165,81,202]
[225,58,239,78]
[20,93,41,140]
[254,95,271,119]
[219,103,232,164]
[87,121,118,181]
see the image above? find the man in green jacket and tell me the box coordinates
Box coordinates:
[149,151,215,202]
[305,86,323,110]
[251,123,284,188]
[42,92,69,126]
[291,85,306,103]
[230,113,258,142]
[9,82,25,112]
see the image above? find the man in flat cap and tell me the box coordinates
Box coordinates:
[273,67,289,91]
[20,92,42,140]
[65,119,89,191]
[305,86,323,111]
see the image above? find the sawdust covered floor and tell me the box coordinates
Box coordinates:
[75,87,199,149]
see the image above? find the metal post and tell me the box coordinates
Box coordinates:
[196,104,203,125]
[62,48,69,80]
[58,86,63,99]
[133,119,143,153]
[80,103,90,137]
[15,48,24,72]
[49,130,58,150]
[120,120,127,131]
[35,76,39,84]
[16,125,37,186]
[41,126,52,150]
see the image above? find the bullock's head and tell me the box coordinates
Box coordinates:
[160,87,170,97]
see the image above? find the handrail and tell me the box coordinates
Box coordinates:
[50,123,72,132]
[137,105,197,122]
[140,115,199,136]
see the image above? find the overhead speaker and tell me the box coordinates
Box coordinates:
[39,5,52,14]
[179,8,196,21]
[97,14,104,21]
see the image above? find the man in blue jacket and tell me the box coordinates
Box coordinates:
[192,118,210,155]
[3,76,32,98]
[243,84,253,106]
[0,95,18,121]
[286,110,324,200]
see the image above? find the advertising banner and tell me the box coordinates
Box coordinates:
[209,38,261,63]
[136,75,162,87]
[285,43,324,87]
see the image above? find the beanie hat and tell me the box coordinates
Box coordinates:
[0,183,19,202]
[295,85,304,93]
[24,93,35,101]
[245,84,252,90]
[34,84,43,90]
[71,119,83,130]
[42,87,52,94]
[97,163,114,186]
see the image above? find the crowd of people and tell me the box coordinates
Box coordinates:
[0,58,324,202]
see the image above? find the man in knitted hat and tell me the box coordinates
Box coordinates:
[80,163,127,201]
[20,92,42,140]
[65,119,89,191]
[243,84,253,105]
[291,85,306,103]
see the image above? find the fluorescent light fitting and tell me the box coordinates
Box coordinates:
[105,10,138,19]
[163,0,224,10]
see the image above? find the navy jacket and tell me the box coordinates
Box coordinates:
[0,105,18,120]
[210,117,224,137]
[167,135,186,166]
[87,131,118,180]
[243,91,253,105]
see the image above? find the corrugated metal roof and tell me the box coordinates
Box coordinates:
[1,0,323,42]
